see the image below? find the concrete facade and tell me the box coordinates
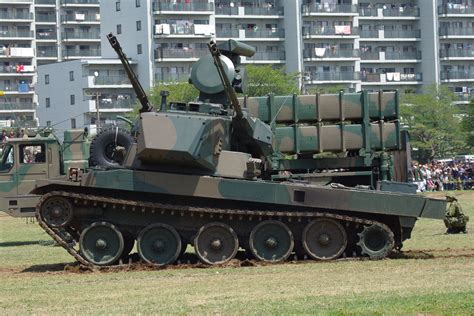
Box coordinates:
[37,58,136,132]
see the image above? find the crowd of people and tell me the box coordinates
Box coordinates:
[411,160,473,192]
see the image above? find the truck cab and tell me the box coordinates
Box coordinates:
[0,129,90,217]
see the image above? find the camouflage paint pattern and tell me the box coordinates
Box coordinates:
[274,122,399,154]
[62,129,91,171]
[240,91,398,124]
[78,168,446,220]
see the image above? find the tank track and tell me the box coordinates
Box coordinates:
[36,191,395,267]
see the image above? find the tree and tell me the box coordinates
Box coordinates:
[401,85,467,162]
[306,84,346,95]
[461,100,474,151]
[150,81,199,104]
[245,65,300,97]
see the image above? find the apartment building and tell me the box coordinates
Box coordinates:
[37,58,136,133]
[29,0,474,130]
[0,0,37,128]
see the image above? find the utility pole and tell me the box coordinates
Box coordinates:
[96,91,100,130]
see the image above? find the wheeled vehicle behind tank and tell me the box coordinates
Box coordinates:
[32,34,448,267]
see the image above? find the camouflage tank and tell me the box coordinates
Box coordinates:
[28,34,447,266]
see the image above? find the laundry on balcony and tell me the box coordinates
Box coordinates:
[386,72,401,81]
[9,47,34,57]
[15,65,35,73]
[75,13,85,21]
[335,25,351,35]
[194,24,212,36]
[155,24,170,35]
[314,47,326,57]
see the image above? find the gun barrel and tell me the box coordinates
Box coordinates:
[106,33,153,113]
[208,41,243,118]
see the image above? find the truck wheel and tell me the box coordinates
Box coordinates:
[90,127,133,168]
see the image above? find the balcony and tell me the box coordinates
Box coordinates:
[304,48,359,59]
[216,28,239,38]
[362,73,422,83]
[439,28,474,37]
[440,49,474,59]
[244,29,285,39]
[360,29,420,39]
[0,12,34,20]
[36,15,56,23]
[306,72,360,82]
[97,99,136,110]
[244,6,284,16]
[61,14,100,23]
[302,4,357,15]
[37,49,57,58]
[0,47,35,58]
[215,6,238,15]
[154,48,208,60]
[93,76,130,86]
[359,7,420,18]
[0,65,35,74]
[439,5,474,15]
[61,31,100,40]
[152,2,214,13]
[61,0,99,5]
[0,83,34,93]
[155,24,213,37]
[302,26,358,37]
[35,0,55,4]
[0,30,34,39]
[440,71,474,81]
[62,48,100,57]
[248,51,286,61]
[36,31,56,40]
[154,73,190,82]
[0,102,35,111]
[361,51,421,61]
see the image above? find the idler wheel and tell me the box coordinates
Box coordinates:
[39,196,73,228]
[194,222,238,265]
[79,222,124,266]
[303,218,347,260]
[357,223,394,260]
[137,223,181,265]
[249,220,294,263]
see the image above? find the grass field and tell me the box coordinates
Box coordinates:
[1,191,473,314]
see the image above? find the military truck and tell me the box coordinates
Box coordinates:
[2,34,448,267]
[0,127,133,217]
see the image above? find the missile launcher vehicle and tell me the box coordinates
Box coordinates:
[15,34,448,266]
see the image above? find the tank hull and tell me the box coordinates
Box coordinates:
[33,169,447,266]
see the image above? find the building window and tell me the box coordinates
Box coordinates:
[45,74,49,85]
[136,0,140,7]
[136,20,141,31]
[45,97,50,108]
[46,121,51,127]
[117,24,122,35]
[71,118,76,129]
[70,94,75,105]
[69,71,74,81]
[137,44,142,54]
[115,1,120,11]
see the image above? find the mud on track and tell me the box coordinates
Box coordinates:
[1,247,472,275]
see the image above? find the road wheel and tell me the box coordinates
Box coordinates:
[302,218,347,260]
[194,222,239,265]
[137,223,181,265]
[79,221,124,266]
[249,220,294,263]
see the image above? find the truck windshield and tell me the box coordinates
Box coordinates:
[0,145,14,171]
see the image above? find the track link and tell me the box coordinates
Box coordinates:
[36,191,395,267]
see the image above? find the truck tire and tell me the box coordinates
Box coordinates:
[90,127,134,168]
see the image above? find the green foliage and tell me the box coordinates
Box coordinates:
[151,81,199,104]
[401,85,467,161]
[461,100,474,151]
[306,85,346,95]
[245,65,300,97]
